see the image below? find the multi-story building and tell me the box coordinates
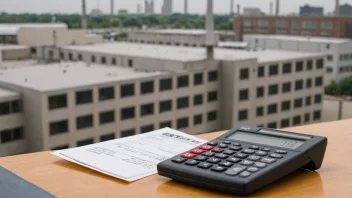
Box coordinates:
[234,16,352,39]
[340,3,352,16]
[0,45,30,61]
[300,5,324,16]
[244,34,352,83]
[161,0,173,16]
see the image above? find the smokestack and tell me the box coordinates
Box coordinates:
[110,0,114,27]
[206,0,214,60]
[276,0,280,16]
[270,1,273,16]
[237,4,241,16]
[184,0,188,14]
[230,0,234,15]
[82,0,87,29]
[335,0,340,16]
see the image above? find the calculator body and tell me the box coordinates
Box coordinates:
[157,126,327,195]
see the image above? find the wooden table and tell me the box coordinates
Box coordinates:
[1,120,352,198]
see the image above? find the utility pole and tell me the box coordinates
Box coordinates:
[82,0,88,29]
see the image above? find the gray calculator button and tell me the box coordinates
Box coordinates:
[224,150,235,155]
[223,141,231,144]
[211,166,227,172]
[249,145,259,150]
[197,162,213,169]
[233,143,241,146]
[234,153,248,159]
[247,155,261,161]
[219,161,233,167]
[242,149,255,154]
[194,155,208,161]
[215,154,229,159]
[255,151,268,156]
[262,148,271,152]
[185,160,200,166]
[260,157,277,164]
[247,167,259,172]
[239,171,251,177]
[218,143,228,148]
[172,158,187,163]
[202,151,215,157]
[225,165,246,176]
[269,153,283,159]
[254,162,267,168]
[227,157,241,163]
[240,160,254,166]
[207,158,221,164]
[229,146,242,151]
[275,150,287,154]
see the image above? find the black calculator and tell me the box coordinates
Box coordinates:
[157,126,327,195]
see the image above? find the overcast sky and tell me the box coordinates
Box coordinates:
[0,0,348,15]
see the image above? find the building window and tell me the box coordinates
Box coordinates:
[177,97,189,109]
[141,81,154,94]
[0,102,10,116]
[281,119,290,128]
[141,103,154,116]
[160,78,172,91]
[48,94,67,110]
[269,64,278,76]
[177,118,189,129]
[282,82,291,93]
[91,55,96,63]
[194,73,203,85]
[296,61,304,72]
[304,113,310,123]
[128,59,133,67]
[141,124,154,133]
[257,106,264,117]
[51,145,69,150]
[121,107,135,120]
[194,114,203,125]
[257,87,264,98]
[100,133,115,142]
[208,70,218,82]
[0,127,24,143]
[306,79,312,88]
[293,115,301,126]
[121,84,135,98]
[239,89,249,101]
[160,121,172,129]
[194,94,203,106]
[77,138,94,147]
[11,100,22,113]
[258,66,265,78]
[306,96,312,106]
[316,59,324,69]
[50,120,68,135]
[268,122,277,129]
[112,58,116,65]
[269,84,278,95]
[326,67,333,73]
[59,52,64,59]
[101,57,106,64]
[268,104,278,114]
[295,80,303,91]
[159,100,172,113]
[240,68,249,80]
[282,101,291,111]
[76,115,93,130]
[177,76,189,88]
[238,109,248,121]
[307,60,313,70]
[1,129,12,143]
[76,90,93,105]
[327,55,333,61]
[315,77,323,87]
[294,98,303,109]
[99,87,115,101]
[314,94,322,104]
[100,111,115,124]
[78,54,83,61]
[121,129,135,138]
[283,63,292,74]
[13,127,24,141]
[208,91,218,102]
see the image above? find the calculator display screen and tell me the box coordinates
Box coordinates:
[227,132,304,149]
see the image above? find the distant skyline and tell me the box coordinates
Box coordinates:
[0,0,350,15]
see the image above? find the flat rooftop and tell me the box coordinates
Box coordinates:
[0,44,29,51]
[135,29,234,35]
[0,23,67,35]
[245,34,350,44]
[0,62,163,92]
[0,88,19,99]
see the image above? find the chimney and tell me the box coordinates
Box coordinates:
[184,0,188,14]
[276,0,280,16]
[82,0,87,29]
[237,4,241,16]
[206,0,214,60]
[230,0,234,15]
[335,0,340,16]
[270,1,273,16]
[110,0,114,27]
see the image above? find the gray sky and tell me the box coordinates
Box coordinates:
[0,0,348,14]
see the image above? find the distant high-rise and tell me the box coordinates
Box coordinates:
[184,0,188,14]
[270,1,273,16]
[137,4,142,14]
[162,0,173,16]
[230,0,234,15]
[276,0,280,16]
[82,0,87,29]
[145,0,155,15]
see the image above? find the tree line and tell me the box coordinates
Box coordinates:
[0,12,234,30]
[325,76,352,96]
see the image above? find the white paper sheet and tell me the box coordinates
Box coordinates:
[52,128,206,182]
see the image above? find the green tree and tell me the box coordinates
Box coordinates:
[339,76,352,96]
[325,81,339,95]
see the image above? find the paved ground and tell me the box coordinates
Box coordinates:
[323,99,352,122]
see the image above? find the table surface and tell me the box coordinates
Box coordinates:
[1,120,352,198]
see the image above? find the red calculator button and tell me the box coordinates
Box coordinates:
[199,145,214,151]
[191,149,206,154]
[212,148,223,153]
[181,152,196,159]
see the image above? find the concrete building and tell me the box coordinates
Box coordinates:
[0,45,30,61]
[300,5,324,16]
[244,34,352,84]
[339,3,352,16]
[234,16,352,38]
[243,7,263,16]
[145,0,155,15]
[161,0,173,16]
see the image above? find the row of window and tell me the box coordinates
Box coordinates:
[339,65,352,73]
[0,100,22,116]
[0,127,24,144]
[129,40,200,47]
[339,53,352,61]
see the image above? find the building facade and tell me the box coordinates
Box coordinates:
[300,5,324,16]
[161,0,173,16]
[340,3,352,16]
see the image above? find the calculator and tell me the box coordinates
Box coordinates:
[157,126,327,195]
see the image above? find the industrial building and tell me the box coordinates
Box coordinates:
[299,5,324,16]
[244,34,352,83]
[0,45,31,61]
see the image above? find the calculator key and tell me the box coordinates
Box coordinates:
[233,143,241,146]
[255,151,268,156]
[240,160,254,166]
[242,149,255,154]
[269,153,283,159]
[172,158,187,163]
[194,155,208,161]
[211,166,227,172]
[191,149,206,154]
[218,144,228,148]
[234,153,248,159]
[249,145,260,150]
[207,158,221,164]
[239,171,251,177]
[227,157,242,163]
[224,150,235,155]
[229,146,241,151]
[199,145,214,151]
[247,167,259,173]
[212,148,224,153]
[181,153,196,159]
[207,141,218,146]
[223,141,231,144]
[215,154,229,159]
[254,162,267,168]
[262,148,271,152]
[247,155,261,161]
[202,151,215,157]
[275,150,287,154]
[225,165,246,176]
[219,161,233,167]
[260,157,277,164]
[185,160,200,166]
[197,162,213,169]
